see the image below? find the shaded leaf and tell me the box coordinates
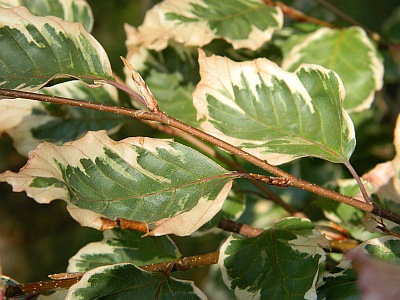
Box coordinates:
[0,6,113,91]
[0,130,234,236]
[383,7,400,44]
[194,50,356,165]
[0,0,93,32]
[66,263,206,300]
[68,228,181,272]
[281,27,383,112]
[125,25,200,126]
[135,0,283,51]
[219,218,329,299]
[1,82,123,156]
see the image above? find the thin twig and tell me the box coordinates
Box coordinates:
[142,120,297,213]
[1,88,399,225]
[315,0,386,45]
[4,252,220,298]
[263,0,334,28]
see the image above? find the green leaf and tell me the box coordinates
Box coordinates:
[0,6,113,91]
[68,228,181,272]
[219,218,329,299]
[66,263,206,300]
[194,50,356,165]
[0,130,234,236]
[1,81,123,156]
[281,27,383,112]
[136,0,283,50]
[383,7,400,44]
[124,30,200,126]
[318,236,400,299]
[0,0,93,32]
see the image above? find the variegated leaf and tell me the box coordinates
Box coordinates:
[135,0,283,51]
[68,228,181,272]
[1,82,123,156]
[281,27,383,112]
[219,218,329,299]
[318,235,400,299]
[0,130,234,236]
[194,50,356,165]
[125,25,200,126]
[0,6,112,91]
[66,264,206,300]
[0,0,93,32]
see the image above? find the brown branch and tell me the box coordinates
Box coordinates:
[314,0,386,46]
[4,252,220,298]
[143,121,297,214]
[1,88,400,226]
[263,0,334,28]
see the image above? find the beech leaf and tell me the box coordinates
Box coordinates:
[68,228,181,272]
[124,26,200,126]
[0,6,113,91]
[219,218,329,299]
[281,27,383,112]
[0,130,234,236]
[66,263,206,300]
[194,50,356,165]
[135,0,283,51]
[0,82,123,156]
[0,0,93,32]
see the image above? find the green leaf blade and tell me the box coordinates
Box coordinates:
[194,51,356,165]
[281,27,383,112]
[0,130,234,236]
[68,228,181,272]
[0,6,112,91]
[0,0,94,32]
[67,264,206,300]
[137,0,283,51]
[219,218,328,299]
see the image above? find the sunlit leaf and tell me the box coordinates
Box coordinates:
[0,0,93,32]
[318,235,400,299]
[68,228,181,272]
[1,82,123,156]
[194,50,356,165]
[281,27,383,112]
[135,0,283,51]
[219,218,329,299]
[0,6,113,91]
[0,130,234,236]
[66,263,206,300]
